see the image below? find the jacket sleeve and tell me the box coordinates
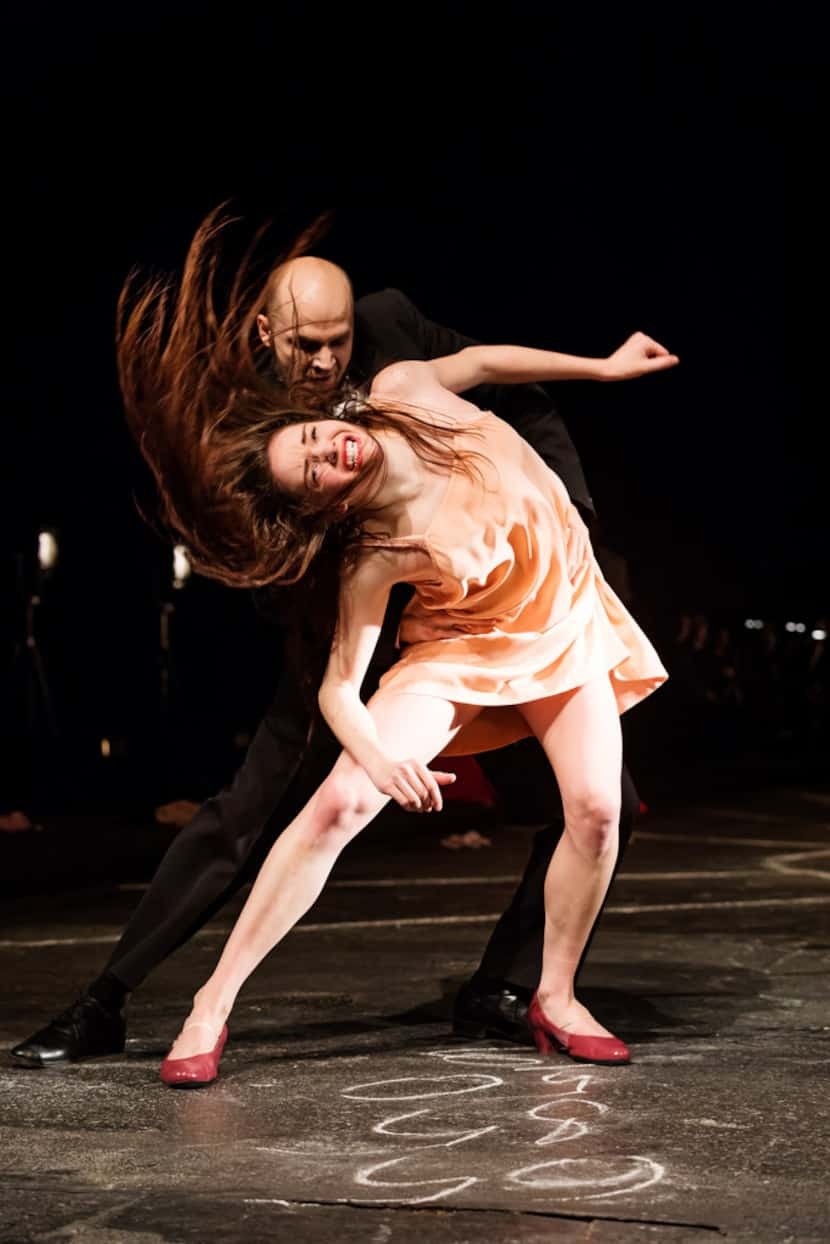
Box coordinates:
[388,288,480,357]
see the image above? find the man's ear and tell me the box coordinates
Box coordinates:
[256,313,272,348]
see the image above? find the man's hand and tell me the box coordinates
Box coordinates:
[601,332,679,381]
[565,505,591,578]
[368,756,457,812]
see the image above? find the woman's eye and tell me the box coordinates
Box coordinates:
[311,426,317,441]
[311,467,318,485]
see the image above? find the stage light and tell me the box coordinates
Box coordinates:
[100,738,111,758]
[172,544,192,590]
[744,618,763,630]
[812,629,827,641]
[785,622,796,633]
[795,623,806,634]
[37,530,59,571]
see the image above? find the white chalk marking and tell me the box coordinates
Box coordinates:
[506,1154,666,1200]
[541,1070,593,1095]
[683,1118,749,1129]
[243,1199,293,1207]
[602,895,830,914]
[698,805,830,826]
[764,847,830,883]
[533,1117,590,1146]
[116,876,527,893]
[116,857,827,894]
[4,892,830,950]
[128,874,503,894]
[342,1073,502,1102]
[421,1046,545,1071]
[346,1059,665,1205]
[374,1110,498,1145]
[353,1155,478,1205]
[636,831,828,849]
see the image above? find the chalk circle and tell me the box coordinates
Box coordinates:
[342,1073,503,1101]
[530,1097,608,1121]
[422,1047,545,1069]
[507,1155,664,1199]
[533,1118,589,1146]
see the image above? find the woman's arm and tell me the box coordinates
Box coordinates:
[428,331,679,394]
[317,552,456,810]
[317,555,395,777]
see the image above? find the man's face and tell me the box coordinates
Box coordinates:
[257,307,354,393]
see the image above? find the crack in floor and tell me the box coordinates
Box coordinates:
[1,1182,728,1237]
[242,1195,726,1233]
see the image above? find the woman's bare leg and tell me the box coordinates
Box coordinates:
[518,676,622,1038]
[166,692,479,1058]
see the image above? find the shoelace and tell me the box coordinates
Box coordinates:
[51,994,109,1033]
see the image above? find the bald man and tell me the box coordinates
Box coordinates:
[257,256,355,393]
[12,261,643,1066]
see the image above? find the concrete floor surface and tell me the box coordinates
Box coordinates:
[1,784,828,1243]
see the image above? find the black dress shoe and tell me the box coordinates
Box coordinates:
[10,995,126,1066]
[452,979,533,1045]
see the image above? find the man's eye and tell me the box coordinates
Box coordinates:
[311,426,317,441]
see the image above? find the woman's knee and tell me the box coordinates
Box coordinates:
[309,770,377,845]
[564,790,620,859]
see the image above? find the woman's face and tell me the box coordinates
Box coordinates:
[267,419,378,506]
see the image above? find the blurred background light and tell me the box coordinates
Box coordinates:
[37,530,59,572]
[172,545,192,590]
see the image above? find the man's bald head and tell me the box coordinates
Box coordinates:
[266,256,353,324]
[257,256,355,392]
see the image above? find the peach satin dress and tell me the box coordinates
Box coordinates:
[374,410,668,756]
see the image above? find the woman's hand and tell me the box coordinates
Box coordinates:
[368,756,457,812]
[601,332,679,381]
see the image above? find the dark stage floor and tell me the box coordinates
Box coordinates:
[1,784,829,1243]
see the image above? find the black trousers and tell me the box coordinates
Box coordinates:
[105,608,640,993]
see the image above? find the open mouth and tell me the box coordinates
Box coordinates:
[342,435,362,471]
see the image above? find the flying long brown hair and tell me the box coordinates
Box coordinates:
[116,206,483,592]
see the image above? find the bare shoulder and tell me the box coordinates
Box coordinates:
[370,360,481,426]
[370,360,432,400]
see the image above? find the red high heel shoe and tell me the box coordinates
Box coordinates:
[160,1021,228,1088]
[528,993,630,1066]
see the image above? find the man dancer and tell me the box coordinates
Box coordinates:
[12,256,644,1064]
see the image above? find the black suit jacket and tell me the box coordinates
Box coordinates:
[350,288,594,517]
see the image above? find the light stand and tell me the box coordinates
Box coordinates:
[155,544,193,804]
[159,543,192,723]
[7,537,60,741]
[3,534,61,812]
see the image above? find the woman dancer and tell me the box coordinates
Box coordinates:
[117,217,676,1085]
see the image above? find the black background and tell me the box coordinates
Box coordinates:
[4,4,828,807]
